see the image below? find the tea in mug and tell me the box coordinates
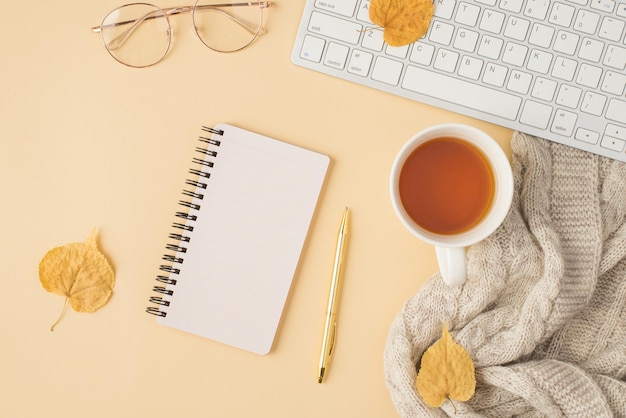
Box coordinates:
[398,137,495,235]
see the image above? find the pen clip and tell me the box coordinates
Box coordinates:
[328,320,337,357]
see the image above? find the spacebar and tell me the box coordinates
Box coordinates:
[401,66,522,121]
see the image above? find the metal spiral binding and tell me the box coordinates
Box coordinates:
[146,126,223,317]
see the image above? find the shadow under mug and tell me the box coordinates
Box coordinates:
[390,124,513,287]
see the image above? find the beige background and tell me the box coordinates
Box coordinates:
[0,2,511,417]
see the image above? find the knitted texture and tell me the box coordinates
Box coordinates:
[384,132,626,417]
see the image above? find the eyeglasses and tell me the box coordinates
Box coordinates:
[91,1,272,68]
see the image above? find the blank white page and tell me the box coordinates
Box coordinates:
[155,124,329,355]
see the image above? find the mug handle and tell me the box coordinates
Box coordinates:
[435,246,466,287]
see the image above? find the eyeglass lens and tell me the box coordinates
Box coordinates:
[101,3,171,68]
[193,1,263,53]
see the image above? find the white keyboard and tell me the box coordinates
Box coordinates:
[291,0,626,162]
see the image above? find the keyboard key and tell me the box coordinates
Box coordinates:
[356,0,372,23]
[531,77,558,101]
[458,55,484,79]
[581,91,607,115]
[618,2,626,16]
[598,17,624,41]
[578,38,604,62]
[324,42,349,69]
[601,71,626,95]
[529,23,554,47]
[502,42,528,66]
[300,35,325,62]
[549,2,576,26]
[606,99,626,123]
[527,49,553,74]
[434,0,456,19]
[500,0,524,13]
[434,48,460,72]
[480,10,506,33]
[402,65,522,120]
[386,44,409,59]
[308,11,362,44]
[551,109,578,136]
[552,56,578,81]
[429,21,455,45]
[483,62,508,87]
[362,28,384,51]
[315,0,358,17]
[553,30,579,55]
[504,16,530,40]
[348,49,373,76]
[606,124,626,140]
[372,56,403,85]
[576,63,602,88]
[507,70,533,94]
[574,10,600,34]
[556,84,582,108]
[478,35,503,59]
[590,0,616,12]
[601,135,625,152]
[453,28,480,52]
[520,100,553,129]
[524,0,551,19]
[410,42,435,65]
[455,2,481,26]
[576,128,600,144]
[603,45,626,70]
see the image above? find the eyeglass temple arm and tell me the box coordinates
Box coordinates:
[91,2,272,46]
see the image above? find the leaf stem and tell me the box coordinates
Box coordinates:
[358,26,382,33]
[50,297,68,331]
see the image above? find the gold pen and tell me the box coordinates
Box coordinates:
[318,207,350,383]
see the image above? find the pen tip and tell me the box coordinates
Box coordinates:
[318,368,325,383]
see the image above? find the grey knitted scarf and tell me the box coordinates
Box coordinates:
[384,132,626,417]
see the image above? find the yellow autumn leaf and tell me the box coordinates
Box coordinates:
[415,322,476,408]
[369,0,434,47]
[39,229,115,331]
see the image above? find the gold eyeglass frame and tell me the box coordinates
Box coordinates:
[92,1,272,68]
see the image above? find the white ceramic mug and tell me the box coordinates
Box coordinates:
[390,124,513,287]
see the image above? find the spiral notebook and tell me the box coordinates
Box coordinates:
[147,124,330,355]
